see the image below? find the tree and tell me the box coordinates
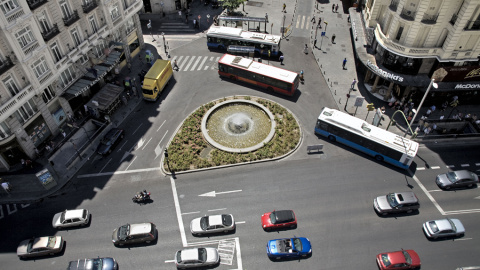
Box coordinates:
[218,0,245,14]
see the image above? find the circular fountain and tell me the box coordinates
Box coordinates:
[201,99,276,153]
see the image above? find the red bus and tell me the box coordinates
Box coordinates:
[218,54,299,96]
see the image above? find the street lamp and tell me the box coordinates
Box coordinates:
[407,78,438,136]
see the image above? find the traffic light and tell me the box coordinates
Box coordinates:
[366,103,375,111]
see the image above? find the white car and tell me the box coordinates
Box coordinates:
[175,247,219,268]
[423,218,465,239]
[190,214,235,235]
[52,209,90,229]
[17,236,64,259]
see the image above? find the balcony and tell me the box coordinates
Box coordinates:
[5,7,25,24]
[63,10,80,27]
[465,20,480,31]
[41,23,60,42]
[0,56,14,76]
[389,0,399,12]
[450,13,458,25]
[27,0,48,10]
[421,13,438,24]
[82,0,98,14]
[400,8,416,21]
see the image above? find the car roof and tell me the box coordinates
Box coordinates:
[394,192,418,204]
[32,237,50,249]
[453,170,475,179]
[387,250,407,264]
[105,128,122,138]
[64,209,84,219]
[274,210,295,223]
[180,248,199,261]
[129,223,152,235]
[433,219,455,231]
[209,215,223,226]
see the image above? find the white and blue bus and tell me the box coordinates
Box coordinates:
[314,107,418,169]
[206,26,281,57]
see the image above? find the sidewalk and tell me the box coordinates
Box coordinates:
[0,44,162,205]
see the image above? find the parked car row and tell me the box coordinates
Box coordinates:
[374,170,476,269]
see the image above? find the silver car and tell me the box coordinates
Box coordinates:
[175,247,219,268]
[52,209,90,229]
[423,218,465,239]
[436,170,479,190]
[190,214,235,235]
[17,236,64,259]
[373,192,420,215]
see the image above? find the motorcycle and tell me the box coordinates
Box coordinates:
[132,190,151,203]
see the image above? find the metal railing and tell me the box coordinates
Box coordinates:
[389,0,400,12]
[421,13,438,24]
[82,0,98,14]
[450,13,458,25]
[464,20,480,30]
[41,24,60,42]
[63,10,80,27]
[0,56,14,76]
[400,8,416,21]
[26,0,48,10]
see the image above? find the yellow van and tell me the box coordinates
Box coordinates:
[142,59,173,101]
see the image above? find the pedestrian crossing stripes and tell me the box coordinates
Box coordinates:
[295,15,314,30]
[217,239,235,265]
[170,56,220,72]
[0,203,30,219]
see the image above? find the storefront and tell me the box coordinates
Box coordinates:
[25,115,51,148]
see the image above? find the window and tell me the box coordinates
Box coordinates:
[14,99,38,123]
[71,28,81,46]
[89,15,98,33]
[51,42,62,62]
[37,11,51,33]
[78,54,89,64]
[395,26,404,41]
[110,4,120,21]
[0,0,18,15]
[0,121,11,139]
[59,65,76,88]
[31,57,49,78]
[125,17,135,34]
[3,75,20,96]
[42,85,56,103]
[60,0,71,18]
[15,26,36,48]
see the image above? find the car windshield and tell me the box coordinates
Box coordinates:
[47,236,56,248]
[101,138,113,145]
[198,248,207,262]
[27,239,34,252]
[222,214,233,226]
[269,212,277,224]
[200,217,209,230]
[118,224,130,240]
[429,221,439,233]
[292,238,302,251]
[387,193,399,207]
[446,172,459,183]
[381,254,391,267]
[176,251,182,263]
[402,250,412,264]
[60,211,66,222]
[86,258,103,270]
[447,218,456,232]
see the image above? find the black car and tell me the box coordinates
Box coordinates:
[97,128,124,155]
[67,257,118,270]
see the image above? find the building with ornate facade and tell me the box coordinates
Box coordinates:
[0,0,144,171]
[352,0,480,106]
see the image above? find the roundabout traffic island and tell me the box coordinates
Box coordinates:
[163,96,301,172]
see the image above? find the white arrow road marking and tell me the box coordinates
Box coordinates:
[475,196,480,199]
[154,145,163,160]
[208,208,226,212]
[199,190,242,197]
[141,137,152,150]
[164,260,176,263]
[136,137,145,149]
[7,204,17,215]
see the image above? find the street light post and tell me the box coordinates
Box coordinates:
[407,79,438,136]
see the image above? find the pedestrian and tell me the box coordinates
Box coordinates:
[1,181,11,193]
[122,95,128,105]
[314,38,317,48]
[472,114,478,121]
[193,19,196,28]
[62,130,66,138]
[348,15,351,23]
[265,13,268,23]
[21,158,25,167]
[351,78,357,89]
[430,105,436,112]
[25,159,33,169]
[342,58,347,69]
[128,62,132,72]
[426,108,432,116]
[311,14,315,23]
[196,20,200,29]
[331,34,336,44]
[335,4,339,13]
[332,4,335,12]
[304,44,308,54]
[67,112,74,121]
[279,54,284,65]
[318,17,322,28]
[173,59,179,71]
[432,123,437,132]
[283,3,286,13]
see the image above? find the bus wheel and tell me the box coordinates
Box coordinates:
[328,135,336,142]
[267,87,273,92]
[230,76,236,81]
[375,155,384,161]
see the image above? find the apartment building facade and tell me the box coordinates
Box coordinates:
[351,0,480,106]
[0,0,144,171]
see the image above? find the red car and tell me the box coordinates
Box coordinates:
[376,249,421,270]
[261,210,297,231]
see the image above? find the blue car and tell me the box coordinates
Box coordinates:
[266,237,312,259]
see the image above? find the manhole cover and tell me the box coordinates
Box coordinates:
[246,1,263,7]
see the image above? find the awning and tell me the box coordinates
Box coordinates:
[61,51,122,100]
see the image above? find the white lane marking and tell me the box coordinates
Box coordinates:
[430,166,440,169]
[117,141,128,152]
[156,120,166,132]
[164,260,176,263]
[171,176,187,247]
[198,56,208,70]
[454,238,473,241]
[461,164,470,167]
[446,165,455,168]
[427,189,443,192]
[296,17,300,28]
[158,130,168,145]
[141,137,152,150]
[301,16,306,29]
[236,237,243,270]
[199,189,242,197]
[132,123,143,135]
[444,209,480,215]
[183,56,196,71]
[182,211,200,215]
[125,156,137,171]
[7,204,17,215]
[21,204,30,208]
[417,167,425,170]
[204,56,214,70]
[187,239,221,246]
[208,208,227,212]
[99,158,112,173]
[211,57,220,70]
[410,172,445,215]
[78,167,162,178]
[190,56,202,71]
[236,221,246,224]
[476,163,480,166]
